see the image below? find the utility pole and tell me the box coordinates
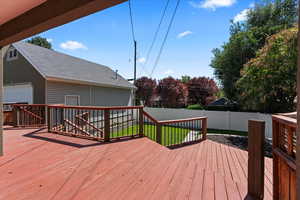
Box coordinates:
[134,40,137,82]
[133,40,137,106]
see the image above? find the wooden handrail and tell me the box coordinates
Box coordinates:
[272,115,297,128]
[13,104,47,107]
[48,105,143,110]
[159,117,207,124]
[142,110,160,124]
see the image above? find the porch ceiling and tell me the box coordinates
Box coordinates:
[0,0,127,46]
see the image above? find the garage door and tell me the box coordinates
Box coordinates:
[4,84,33,104]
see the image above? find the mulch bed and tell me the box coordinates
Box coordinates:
[207,134,273,158]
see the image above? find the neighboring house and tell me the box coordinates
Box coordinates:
[3,41,135,106]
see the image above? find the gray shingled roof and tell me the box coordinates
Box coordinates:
[13,41,135,89]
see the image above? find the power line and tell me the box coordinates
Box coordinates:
[143,0,171,68]
[128,0,136,41]
[150,0,182,77]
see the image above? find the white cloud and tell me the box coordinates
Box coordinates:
[60,41,88,50]
[233,3,254,23]
[177,31,193,39]
[190,0,236,10]
[137,57,146,64]
[46,38,53,43]
[233,8,249,23]
[164,69,174,75]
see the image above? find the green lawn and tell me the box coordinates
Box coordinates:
[207,129,247,136]
[111,125,247,146]
[111,124,192,146]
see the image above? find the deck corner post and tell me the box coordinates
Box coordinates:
[156,123,162,144]
[104,109,110,142]
[247,120,265,200]
[0,46,3,156]
[47,106,51,132]
[139,107,144,137]
[202,117,207,140]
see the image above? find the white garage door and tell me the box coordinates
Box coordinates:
[4,84,33,104]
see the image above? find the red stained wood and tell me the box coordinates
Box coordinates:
[0,128,273,200]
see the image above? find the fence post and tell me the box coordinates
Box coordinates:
[202,117,207,140]
[156,123,162,144]
[47,106,51,132]
[247,120,265,200]
[104,109,110,142]
[139,107,144,137]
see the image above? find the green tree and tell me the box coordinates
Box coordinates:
[180,75,191,83]
[237,27,298,113]
[26,36,52,49]
[211,0,297,100]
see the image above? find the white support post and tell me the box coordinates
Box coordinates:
[0,46,3,156]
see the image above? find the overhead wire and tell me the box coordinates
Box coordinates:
[150,0,182,77]
[143,0,171,69]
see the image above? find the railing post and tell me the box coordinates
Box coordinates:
[202,117,207,140]
[247,120,265,200]
[139,108,144,137]
[156,123,162,144]
[47,106,51,132]
[272,119,279,200]
[16,106,20,127]
[104,109,110,142]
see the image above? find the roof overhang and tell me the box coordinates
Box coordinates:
[0,0,127,46]
[46,76,136,90]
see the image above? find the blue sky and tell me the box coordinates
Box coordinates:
[35,0,256,80]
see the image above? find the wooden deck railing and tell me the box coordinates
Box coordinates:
[47,105,207,146]
[48,105,143,141]
[272,115,296,200]
[12,104,46,127]
[143,110,207,147]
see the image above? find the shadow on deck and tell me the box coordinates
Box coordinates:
[0,128,273,200]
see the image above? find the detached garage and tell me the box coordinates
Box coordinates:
[4,84,33,104]
[3,42,135,106]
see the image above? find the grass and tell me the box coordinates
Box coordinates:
[207,129,247,136]
[111,124,248,146]
[111,124,191,146]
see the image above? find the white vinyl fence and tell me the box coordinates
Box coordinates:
[144,107,273,139]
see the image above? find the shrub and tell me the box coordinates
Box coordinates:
[187,104,204,110]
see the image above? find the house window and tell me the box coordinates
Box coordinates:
[7,49,18,61]
[65,95,80,106]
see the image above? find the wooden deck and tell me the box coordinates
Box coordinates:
[0,128,273,200]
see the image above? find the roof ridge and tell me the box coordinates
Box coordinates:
[17,41,111,70]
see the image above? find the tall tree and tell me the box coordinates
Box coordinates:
[187,77,219,106]
[134,77,156,106]
[26,36,52,49]
[211,0,297,100]
[156,77,188,108]
[237,27,298,113]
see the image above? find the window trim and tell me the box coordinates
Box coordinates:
[64,95,80,106]
[6,48,18,61]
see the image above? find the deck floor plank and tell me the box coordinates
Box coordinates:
[0,128,273,200]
